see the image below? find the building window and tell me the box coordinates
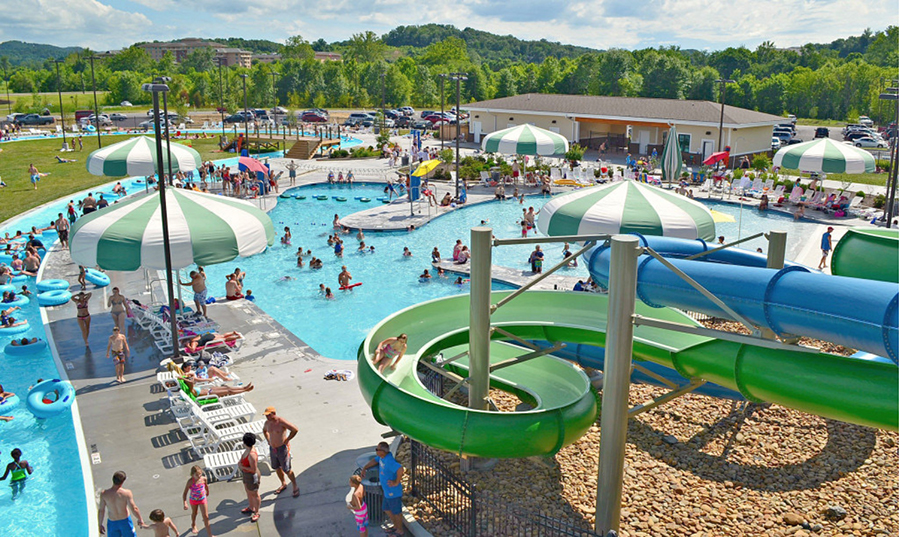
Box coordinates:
[677,133,691,153]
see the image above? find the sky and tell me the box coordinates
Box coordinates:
[2,0,897,52]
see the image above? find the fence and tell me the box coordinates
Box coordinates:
[409,441,596,537]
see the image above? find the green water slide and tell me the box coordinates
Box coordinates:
[357,291,898,459]
[831,227,899,283]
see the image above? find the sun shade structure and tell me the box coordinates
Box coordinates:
[69,189,275,271]
[86,136,201,176]
[481,124,569,156]
[702,151,730,166]
[660,125,683,186]
[773,138,876,174]
[537,181,716,241]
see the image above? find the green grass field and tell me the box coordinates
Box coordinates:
[0,135,227,224]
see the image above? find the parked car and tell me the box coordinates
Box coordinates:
[411,120,431,130]
[395,116,411,128]
[301,111,328,123]
[83,114,113,127]
[773,130,792,143]
[420,110,436,119]
[15,114,54,126]
[844,131,873,142]
[382,109,400,120]
[120,101,133,107]
[347,112,373,123]
[110,113,128,122]
[272,106,289,115]
[138,118,174,129]
[858,116,874,127]
[852,136,888,148]
[224,113,250,124]
[398,106,415,116]
[785,138,803,145]
[75,110,94,122]
[5,112,26,124]
[776,123,796,134]
[787,114,797,124]
[771,137,782,151]
[814,127,829,139]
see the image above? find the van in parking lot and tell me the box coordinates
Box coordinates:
[75,110,94,122]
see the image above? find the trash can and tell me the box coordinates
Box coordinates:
[402,156,410,167]
[355,452,385,524]
[490,166,501,182]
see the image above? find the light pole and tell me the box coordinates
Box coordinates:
[879,81,898,226]
[439,73,447,150]
[141,81,180,360]
[715,78,735,154]
[3,67,10,115]
[89,55,102,148]
[52,60,67,148]
[270,70,279,136]
[217,58,225,139]
[155,76,176,186]
[450,72,468,200]
[380,69,386,137]
[240,74,249,146]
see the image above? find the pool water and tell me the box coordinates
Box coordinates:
[704,200,823,260]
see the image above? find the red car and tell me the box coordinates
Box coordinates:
[301,111,328,123]
[424,114,453,125]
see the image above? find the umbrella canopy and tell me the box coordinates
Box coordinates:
[481,124,569,156]
[709,209,736,223]
[773,138,876,174]
[70,189,275,271]
[703,151,730,166]
[537,181,716,241]
[660,125,683,185]
[238,156,269,175]
[86,136,202,177]
[411,159,441,177]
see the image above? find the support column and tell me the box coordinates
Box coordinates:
[596,235,641,535]
[468,227,493,412]
[766,231,787,269]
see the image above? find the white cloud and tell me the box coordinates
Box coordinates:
[0,0,152,49]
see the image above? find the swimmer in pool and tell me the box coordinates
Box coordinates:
[281,227,292,245]
[402,247,412,257]
[358,241,366,252]
[437,267,446,278]
[318,284,326,295]
[324,287,334,299]
[0,448,33,499]
[420,269,431,280]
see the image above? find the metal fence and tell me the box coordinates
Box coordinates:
[409,441,596,537]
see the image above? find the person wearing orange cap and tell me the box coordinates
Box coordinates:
[819,226,834,270]
[262,407,300,498]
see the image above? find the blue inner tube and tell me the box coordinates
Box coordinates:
[294,195,306,200]
[10,274,28,284]
[0,284,14,293]
[1,296,29,308]
[85,269,110,287]
[26,379,75,419]
[0,394,20,412]
[37,289,71,307]
[0,321,30,335]
[4,339,46,356]
[279,193,292,199]
[36,279,69,292]
[360,198,371,203]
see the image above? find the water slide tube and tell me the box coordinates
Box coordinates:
[831,227,898,283]
[585,235,899,364]
[359,291,897,460]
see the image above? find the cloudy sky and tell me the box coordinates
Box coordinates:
[3,0,897,52]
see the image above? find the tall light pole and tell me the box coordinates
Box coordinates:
[52,59,67,148]
[439,73,447,150]
[270,70,279,135]
[715,78,735,154]
[450,72,468,200]
[380,69,386,137]
[239,74,249,146]
[141,81,180,360]
[155,76,176,186]
[3,66,10,115]
[879,80,898,227]
[217,57,225,139]
[89,55,102,148]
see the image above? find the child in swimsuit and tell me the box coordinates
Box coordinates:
[0,448,33,499]
[347,475,368,536]
[373,334,408,374]
[147,509,179,537]
[182,465,213,536]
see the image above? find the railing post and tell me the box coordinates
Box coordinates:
[766,230,787,269]
[410,441,418,498]
[596,235,641,535]
[470,483,477,537]
[469,227,493,412]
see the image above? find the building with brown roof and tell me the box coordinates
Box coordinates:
[466,93,785,163]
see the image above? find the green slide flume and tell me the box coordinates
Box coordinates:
[831,227,899,283]
[358,291,898,459]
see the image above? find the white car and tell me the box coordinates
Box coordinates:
[851,136,887,148]
[120,101,133,107]
[858,116,874,127]
[771,137,782,150]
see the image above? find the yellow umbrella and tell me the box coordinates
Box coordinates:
[710,209,735,223]
[411,159,441,177]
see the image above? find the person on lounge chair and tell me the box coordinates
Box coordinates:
[185,331,242,353]
[183,377,253,398]
[181,362,235,382]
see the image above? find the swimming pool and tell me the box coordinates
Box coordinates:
[703,199,824,260]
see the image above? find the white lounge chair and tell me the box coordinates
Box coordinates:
[771,184,785,200]
[202,437,271,481]
[787,186,804,204]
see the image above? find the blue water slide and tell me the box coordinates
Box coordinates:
[585,235,900,364]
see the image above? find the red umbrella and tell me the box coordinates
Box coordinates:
[702,151,730,166]
[239,156,268,174]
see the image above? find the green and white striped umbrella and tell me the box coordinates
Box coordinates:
[537,181,716,241]
[660,125,683,185]
[481,124,569,156]
[86,136,202,177]
[70,189,275,271]
[773,138,875,174]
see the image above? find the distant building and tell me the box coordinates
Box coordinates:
[95,50,121,59]
[253,53,282,64]
[138,38,252,69]
[465,93,784,164]
[314,51,342,62]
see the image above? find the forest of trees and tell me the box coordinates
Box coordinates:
[3,26,897,124]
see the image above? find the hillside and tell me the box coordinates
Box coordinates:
[0,41,82,66]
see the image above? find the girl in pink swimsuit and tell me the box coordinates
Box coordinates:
[182,465,214,536]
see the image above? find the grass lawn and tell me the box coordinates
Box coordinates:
[0,134,231,224]
[788,170,890,187]
[795,118,850,127]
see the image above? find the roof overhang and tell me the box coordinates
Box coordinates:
[466,106,782,129]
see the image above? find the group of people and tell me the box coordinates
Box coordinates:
[325,170,355,184]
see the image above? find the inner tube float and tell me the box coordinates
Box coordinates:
[294,195,306,200]
[26,379,75,419]
[0,284,14,293]
[85,124,96,132]
[4,339,46,356]
[334,197,347,202]
[279,193,292,199]
[315,195,328,200]
[36,279,69,292]
[37,289,71,307]
[0,322,30,335]
[339,282,362,291]
[0,394,19,412]
[10,274,28,284]
[85,269,110,288]
[1,296,29,308]
[360,198,371,203]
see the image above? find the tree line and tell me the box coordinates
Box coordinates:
[3,26,897,124]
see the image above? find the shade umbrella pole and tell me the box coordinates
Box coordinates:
[149,86,181,360]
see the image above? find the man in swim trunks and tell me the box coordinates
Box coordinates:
[82,193,98,215]
[338,266,352,289]
[28,163,40,190]
[106,326,130,383]
[225,274,243,300]
[98,471,148,535]
[818,226,834,270]
[262,407,300,497]
[55,213,69,248]
[179,267,208,317]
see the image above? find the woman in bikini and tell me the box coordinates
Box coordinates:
[185,331,242,353]
[107,287,129,333]
[239,433,261,522]
[372,334,408,374]
[71,291,92,345]
[183,377,253,398]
